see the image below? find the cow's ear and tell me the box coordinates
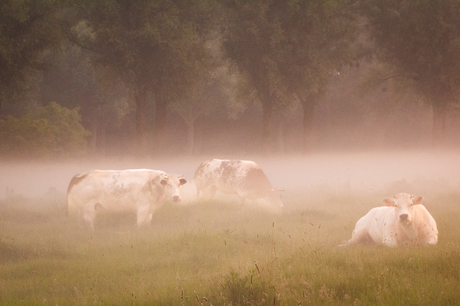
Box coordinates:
[384,198,395,207]
[160,179,168,187]
[412,195,423,205]
[179,178,187,186]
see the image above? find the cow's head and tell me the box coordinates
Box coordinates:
[384,193,423,223]
[160,174,187,202]
[268,188,284,208]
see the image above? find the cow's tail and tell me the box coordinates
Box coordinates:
[66,173,87,216]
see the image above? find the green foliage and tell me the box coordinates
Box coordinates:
[360,0,460,145]
[75,0,218,100]
[0,102,90,158]
[362,0,460,105]
[0,0,67,107]
[40,41,133,141]
[221,0,358,151]
[222,0,357,104]
[72,0,218,149]
[3,0,460,153]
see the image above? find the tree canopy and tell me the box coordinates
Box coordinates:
[221,0,357,152]
[0,102,90,157]
[0,0,65,117]
[2,0,460,157]
[362,0,460,145]
[74,0,217,153]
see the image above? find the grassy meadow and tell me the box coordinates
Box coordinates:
[1,153,460,305]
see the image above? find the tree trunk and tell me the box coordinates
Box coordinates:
[89,121,97,152]
[99,124,107,156]
[177,110,201,155]
[273,114,285,153]
[153,98,167,154]
[135,86,148,155]
[301,98,316,154]
[261,97,273,154]
[432,103,447,147]
[186,119,195,155]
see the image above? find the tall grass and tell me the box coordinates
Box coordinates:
[1,189,460,305]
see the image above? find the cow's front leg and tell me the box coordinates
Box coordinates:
[382,236,398,247]
[136,205,150,227]
[146,213,153,223]
[426,233,438,245]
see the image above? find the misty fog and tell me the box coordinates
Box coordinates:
[2,150,459,209]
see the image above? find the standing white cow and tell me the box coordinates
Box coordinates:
[194,159,283,207]
[66,169,186,229]
[342,193,438,247]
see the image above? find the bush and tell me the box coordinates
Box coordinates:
[0,102,90,158]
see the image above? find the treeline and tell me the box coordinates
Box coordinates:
[1,0,460,157]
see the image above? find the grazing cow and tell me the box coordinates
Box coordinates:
[66,169,186,229]
[194,159,283,207]
[341,193,438,247]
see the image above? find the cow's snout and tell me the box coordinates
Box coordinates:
[173,195,181,202]
[399,214,409,222]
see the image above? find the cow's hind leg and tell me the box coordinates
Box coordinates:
[199,186,217,201]
[82,202,98,230]
[348,228,374,245]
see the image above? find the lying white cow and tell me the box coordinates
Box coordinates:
[342,193,438,247]
[194,159,283,207]
[66,169,186,229]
